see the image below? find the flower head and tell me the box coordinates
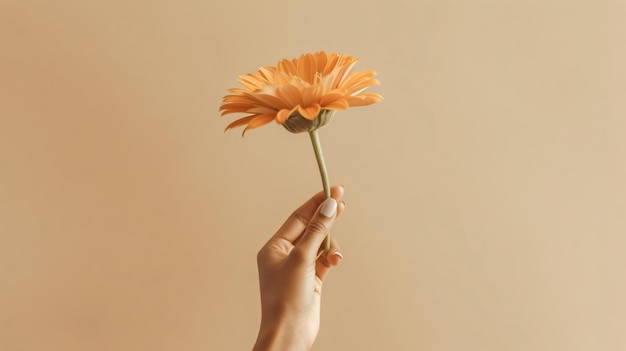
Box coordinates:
[220,51,382,135]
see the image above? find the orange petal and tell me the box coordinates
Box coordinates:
[323,53,341,75]
[301,85,322,107]
[298,103,321,120]
[258,66,276,80]
[319,91,347,106]
[341,71,379,92]
[238,74,268,91]
[321,99,349,110]
[341,69,377,83]
[249,93,290,110]
[224,115,256,131]
[273,70,292,86]
[221,94,258,105]
[228,87,248,94]
[248,106,277,114]
[276,107,297,123]
[332,57,359,89]
[314,51,328,75]
[277,58,297,75]
[276,85,302,107]
[220,106,255,115]
[242,114,276,136]
[346,93,383,107]
[220,103,276,116]
[297,53,316,84]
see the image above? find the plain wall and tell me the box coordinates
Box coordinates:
[1,1,625,350]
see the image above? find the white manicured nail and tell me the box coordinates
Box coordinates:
[320,198,337,218]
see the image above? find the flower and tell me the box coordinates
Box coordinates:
[220,51,382,135]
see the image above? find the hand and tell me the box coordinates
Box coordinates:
[253,185,345,351]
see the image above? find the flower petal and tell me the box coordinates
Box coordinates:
[346,93,383,106]
[242,114,276,136]
[224,115,256,131]
[341,71,380,95]
[238,74,268,91]
[297,53,316,84]
[319,91,347,106]
[314,51,328,75]
[276,107,297,124]
[321,99,349,111]
[277,58,297,75]
[332,57,359,89]
[276,85,302,107]
[220,105,256,115]
[258,66,276,80]
[248,93,290,110]
[298,103,321,120]
[301,85,322,107]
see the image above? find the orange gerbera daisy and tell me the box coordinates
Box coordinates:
[220,51,382,135]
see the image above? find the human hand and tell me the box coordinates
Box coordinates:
[252,185,345,351]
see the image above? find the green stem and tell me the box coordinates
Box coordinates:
[309,129,331,252]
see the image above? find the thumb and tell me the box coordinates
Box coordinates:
[292,198,337,259]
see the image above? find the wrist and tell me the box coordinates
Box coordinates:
[253,318,310,351]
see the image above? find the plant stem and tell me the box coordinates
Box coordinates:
[309,128,331,252]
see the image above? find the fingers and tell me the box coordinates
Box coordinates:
[336,199,346,217]
[316,236,343,280]
[272,185,344,243]
[291,197,337,261]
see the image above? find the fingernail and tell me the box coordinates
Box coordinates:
[332,251,343,260]
[320,198,337,218]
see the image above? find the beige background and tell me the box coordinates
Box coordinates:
[1,0,625,350]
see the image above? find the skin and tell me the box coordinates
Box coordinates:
[253,185,345,351]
